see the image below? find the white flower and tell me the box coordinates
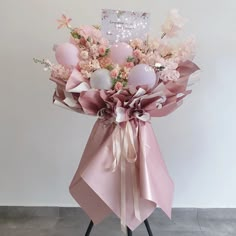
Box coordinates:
[159,60,180,82]
[90,44,99,57]
[159,69,180,82]
[80,50,89,60]
[90,59,101,70]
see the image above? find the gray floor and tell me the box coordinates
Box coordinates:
[0,208,236,236]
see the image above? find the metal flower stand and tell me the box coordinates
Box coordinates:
[85,218,153,236]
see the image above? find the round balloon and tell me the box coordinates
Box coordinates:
[110,42,133,65]
[55,43,79,67]
[128,64,156,89]
[90,69,113,90]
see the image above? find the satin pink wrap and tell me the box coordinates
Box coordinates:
[50,60,199,231]
[69,119,174,230]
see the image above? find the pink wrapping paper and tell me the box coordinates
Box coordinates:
[50,60,199,230]
[69,119,174,230]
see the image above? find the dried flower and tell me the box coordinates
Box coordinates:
[130,38,144,49]
[161,9,186,38]
[175,37,196,63]
[57,14,72,29]
[148,38,160,51]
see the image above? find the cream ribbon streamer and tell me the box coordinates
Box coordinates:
[110,121,142,234]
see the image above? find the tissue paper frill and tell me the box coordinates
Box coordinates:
[50,60,199,230]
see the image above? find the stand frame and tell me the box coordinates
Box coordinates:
[85,218,153,236]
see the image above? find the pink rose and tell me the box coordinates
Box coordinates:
[98,45,107,56]
[79,37,87,46]
[114,82,123,91]
[110,69,119,78]
[124,62,134,68]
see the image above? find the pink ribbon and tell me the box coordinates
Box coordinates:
[109,122,141,233]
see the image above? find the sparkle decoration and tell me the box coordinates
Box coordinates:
[101,9,150,44]
[154,63,165,72]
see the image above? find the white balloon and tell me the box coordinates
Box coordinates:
[90,69,113,90]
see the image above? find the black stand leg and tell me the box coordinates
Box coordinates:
[84,218,153,235]
[144,219,153,236]
[127,226,132,236]
[85,220,94,236]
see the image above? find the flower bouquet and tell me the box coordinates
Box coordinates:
[35,9,199,231]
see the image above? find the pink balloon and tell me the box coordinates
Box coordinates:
[110,42,133,65]
[128,64,156,89]
[55,43,79,67]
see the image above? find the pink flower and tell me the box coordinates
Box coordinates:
[79,37,87,46]
[51,65,72,80]
[57,14,72,29]
[91,28,102,42]
[98,57,112,68]
[110,69,119,78]
[124,62,134,68]
[130,38,144,49]
[78,25,94,39]
[161,9,186,37]
[114,82,123,91]
[133,49,143,59]
[98,45,107,56]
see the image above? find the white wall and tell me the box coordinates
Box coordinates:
[0,0,236,208]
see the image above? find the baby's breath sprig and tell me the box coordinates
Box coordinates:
[33,58,53,71]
